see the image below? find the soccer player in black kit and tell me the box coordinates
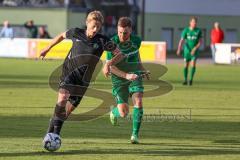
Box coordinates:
[40,11,123,146]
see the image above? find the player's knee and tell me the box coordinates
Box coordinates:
[58,89,69,99]
[62,94,69,101]
[58,95,69,106]
[134,100,143,108]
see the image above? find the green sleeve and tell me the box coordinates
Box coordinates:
[136,36,142,49]
[106,51,113,61]
[181,28,187,39]
[131,35,142,49]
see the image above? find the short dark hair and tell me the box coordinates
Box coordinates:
[118,17,132,28]
[190,16,198,22]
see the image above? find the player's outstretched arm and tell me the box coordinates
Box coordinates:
[39,32,66,59]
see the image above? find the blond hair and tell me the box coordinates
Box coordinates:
[86,10,104,24]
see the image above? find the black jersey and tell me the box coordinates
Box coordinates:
[65,28,115,59]
[59,28,116,89]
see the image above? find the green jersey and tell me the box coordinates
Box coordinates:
[107,34,142,85]
[181,27,202,55]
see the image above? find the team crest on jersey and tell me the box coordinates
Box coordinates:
[93,43,99,49]
[187,34,197,40]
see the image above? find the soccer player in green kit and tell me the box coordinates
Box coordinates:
[177,17,202,85]
[104,17,149,144]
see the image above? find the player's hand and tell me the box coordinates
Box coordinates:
[141,70,150,80]
[39,47,50,60]
[176,49,181,56]
[102,63,111,78]
[126,73,138,81]
[191,48,196,55]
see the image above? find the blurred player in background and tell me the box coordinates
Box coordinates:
[40,10,124,148]
[210,22,224,63]
[105,17,149,144]
[177,17,202,85]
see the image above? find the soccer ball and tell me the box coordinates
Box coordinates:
[43,133,61,152]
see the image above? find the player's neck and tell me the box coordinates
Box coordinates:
[119,38,130,43]
[189,26,195,30]
[85,30,95,39]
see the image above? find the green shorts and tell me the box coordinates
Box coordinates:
[183,53,198,62]
[183,49,199,62]
[112,80,144,104]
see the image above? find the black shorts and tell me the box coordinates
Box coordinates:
[59,65,90,107]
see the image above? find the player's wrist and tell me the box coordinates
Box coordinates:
[125,73,138,81]
[106,60,112,67]
[125,73,131,80]
[124,73,129,79]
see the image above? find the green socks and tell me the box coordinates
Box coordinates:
[184,67,196,82]
[112,106,120,118]
[183,67,188,82]
[132,106,143,136]
[112,106,143,137]
[190,67,196,81]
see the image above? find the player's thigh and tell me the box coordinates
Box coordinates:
[129,80,144,93]
[184,54,191,67]
[113,84,129,105]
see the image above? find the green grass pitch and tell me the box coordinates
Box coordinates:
[0,58,239,160]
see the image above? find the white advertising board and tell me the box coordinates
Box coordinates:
[215,43,240,64]
[0,38,28,58]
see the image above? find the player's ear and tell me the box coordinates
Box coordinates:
[129,27,132,34]
[85,19,89,26]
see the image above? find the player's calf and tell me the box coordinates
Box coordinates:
[118,104,129,118]
[47,102,68,135]
[110,104,129,126]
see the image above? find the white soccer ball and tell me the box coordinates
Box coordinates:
[43,133,61,152]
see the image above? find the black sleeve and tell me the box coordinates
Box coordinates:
[102,36,117,52]
[66,28,77,39]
